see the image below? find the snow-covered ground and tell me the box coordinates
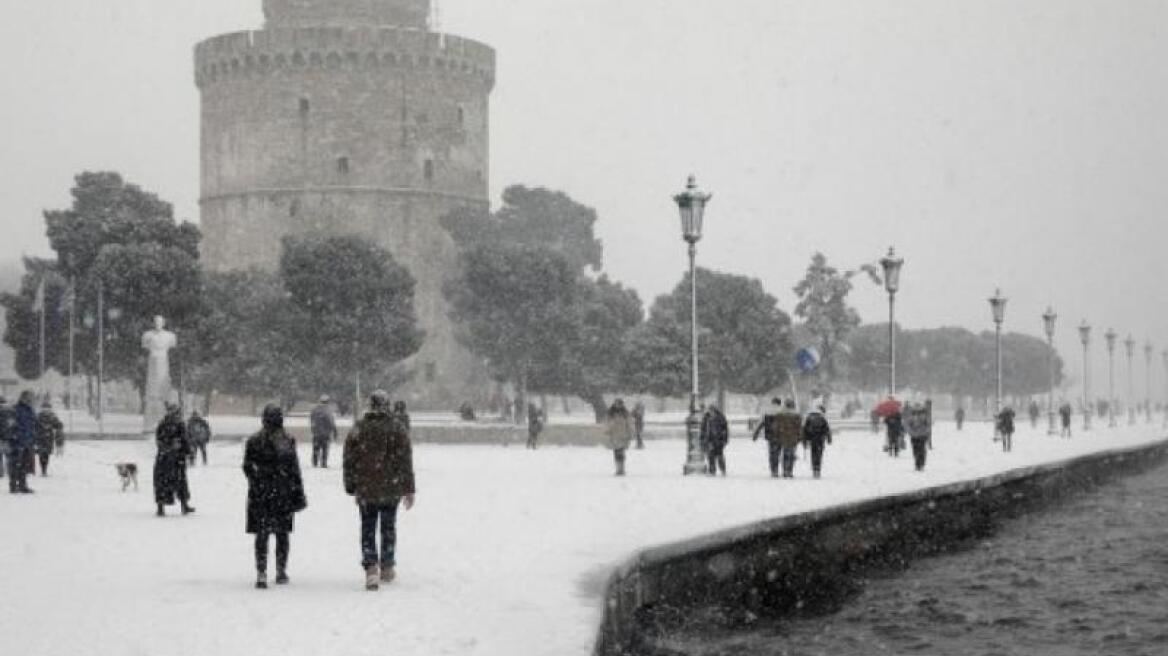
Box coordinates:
[1,419,1165,656]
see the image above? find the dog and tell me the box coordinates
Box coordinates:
[115,463,139,492]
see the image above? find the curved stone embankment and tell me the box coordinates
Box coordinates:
[594,439,1168,655]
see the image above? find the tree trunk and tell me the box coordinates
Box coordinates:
[584,390,607,424]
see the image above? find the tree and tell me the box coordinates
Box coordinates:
[278,235,425,402]
[0,258,69,380]
[440,185,603,271]
[444,244,580,409]
[1,172,203,393]
[792,253,862,385]
[530,275,643,421]
[626,268,794,408]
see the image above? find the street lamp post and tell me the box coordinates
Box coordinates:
[1125,335,1136,425]
[1105,329,1118,427]
[1145,341,1154,423]
[1042,307,1058,435]
[674,175,712,476]
[989,289,1007,434]
[1079,322,1091,432]
[880,248,905,398]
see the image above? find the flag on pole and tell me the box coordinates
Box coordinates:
[31,278,45,313]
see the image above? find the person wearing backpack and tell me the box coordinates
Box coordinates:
[801,405,832,479]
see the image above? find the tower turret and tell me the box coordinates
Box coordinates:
[263,0,430,29]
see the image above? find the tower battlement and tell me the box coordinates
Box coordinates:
[194,28,495,90]
[263,0,430,29]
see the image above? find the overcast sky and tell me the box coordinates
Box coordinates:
[1,0,1166,392]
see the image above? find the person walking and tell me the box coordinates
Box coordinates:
[35,400,63,477]
[154,402,195,517]
[526,403,544,450]
[0,395,10,480]
[752,398,785,477]
[632,401,646,450]
[243,405,307,589]
[774,399,803,478]
[1059,402,1073,438]
[905,402,932,472]
[187,410,212,466]
[955,406,966,432]
[997,406,1017,451]
[605,399,634,476]
[393,401,411,433]
[6,391,38,493]
[700,404,729,476]
[310,396,337,468]
[343,390,416,591]
[1028,400,1041,429]
[802,404,832,479]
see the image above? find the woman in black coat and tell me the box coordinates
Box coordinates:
[243,405,307,589]
[154,403,194,516]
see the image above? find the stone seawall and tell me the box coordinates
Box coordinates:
[594,439,1168,655]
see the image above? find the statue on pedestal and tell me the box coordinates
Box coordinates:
[142,316,178,433]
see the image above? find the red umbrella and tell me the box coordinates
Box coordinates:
[874,398,902,418]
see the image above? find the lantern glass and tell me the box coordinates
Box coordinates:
[1079,322,1091,346]
[1042,307,1057,339]
[880,247,904,294]
[674,175,711,244]
[989,289,1007,324]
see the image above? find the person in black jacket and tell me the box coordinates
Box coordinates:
[187,410,212,466]
[700,405,729,476]
[243,405,307,589]
[802,405,832,478]
[154,403,194,516]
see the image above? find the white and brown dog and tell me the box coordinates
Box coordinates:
[115,463,139,492]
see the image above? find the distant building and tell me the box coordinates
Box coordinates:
[194,0,495,407]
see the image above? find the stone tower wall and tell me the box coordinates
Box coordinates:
[195,26,495,407]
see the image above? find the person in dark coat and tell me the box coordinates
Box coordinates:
[344,390,416,591]
[393,400,411,433]
[243,405,307,589]
[605,399,634,476]
[955,406,965,431]
[309,396,337,468]
[699,404,729,476]
[1059,402,1073,438]
[35,400,63,476]
[884,409,905,457]
[801,405,832,478]
[632,402,646,450]
[997,406,1017,451]
[0,395,10,481]
[526,403,544,450]
[187,410,212,466]
[753,398,785,477]
[905,402,932,472]
[7,391,37,493]
[154,402,194,516]
[1028,400,1041,428]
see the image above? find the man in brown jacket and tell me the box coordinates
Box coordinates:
[343,390,416,591]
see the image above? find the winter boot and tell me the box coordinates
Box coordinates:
[256,572,268,590]
[380,565,396,584]
[275,570,289,585]
[156,504,165,517]
[365,566,380,591]
[181,502,196,515]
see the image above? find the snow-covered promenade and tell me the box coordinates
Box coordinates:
[1,419,1164,656]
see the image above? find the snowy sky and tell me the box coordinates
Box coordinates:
[0,0,1166,390]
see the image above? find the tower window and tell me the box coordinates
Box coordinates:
[337,157,350,175]
[423,159,434,182]
[299,98,310,116]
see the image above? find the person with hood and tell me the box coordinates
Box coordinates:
[752,398,785,477]
[243,405,307,589]
[154,402,195,516]
[344,390,416,591]
[6,392,36,493]
[605,399,634,476]
[310,395,337,468]
[905,401,932,471]
[801,405,833,479]
[35,400,63,476]
[187,410,212,466]
[700,404,730,476]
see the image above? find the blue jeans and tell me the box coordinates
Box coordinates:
[359,500,400,568]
